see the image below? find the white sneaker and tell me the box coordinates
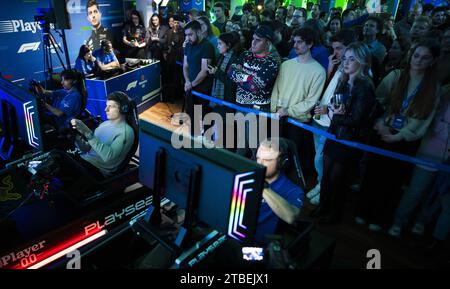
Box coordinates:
[411,223,425,235]
[388,225,402,237]
[310,194,320,205]
[354,216,366,225]
[306,184,321,199]
[368,224,383,232]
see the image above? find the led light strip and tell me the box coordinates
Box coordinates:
[23,101,39,148]
[228,172,255,241]
[28,230,107,269]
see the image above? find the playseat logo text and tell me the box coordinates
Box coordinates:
[84,196,152,236]
[0,241,46,268]
[187,235,227,267]
[0,20,42,34]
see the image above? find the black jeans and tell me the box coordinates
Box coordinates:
[319,154,349,220]
[185,86,212,136]
[355,134,421,227]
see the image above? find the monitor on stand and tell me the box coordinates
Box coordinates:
[136,120,266,255]
[0,76,44,161]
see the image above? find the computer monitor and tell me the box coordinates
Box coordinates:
[0,76,44,160]
[139,120,266,245]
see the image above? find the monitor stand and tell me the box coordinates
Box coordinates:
[0,100,18,161]
[132,148,201,256]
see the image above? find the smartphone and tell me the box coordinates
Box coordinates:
[242,247,264,261]
[332,55,341,64]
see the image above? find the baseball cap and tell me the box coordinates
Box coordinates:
[254,25,274,42]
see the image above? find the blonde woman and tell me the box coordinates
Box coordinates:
[312,42,376,224]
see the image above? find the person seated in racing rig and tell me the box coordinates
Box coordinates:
[254,138,304,245]
[70,91,135,177]
[32,69,84,131]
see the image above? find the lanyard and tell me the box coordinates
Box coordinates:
[400,82,422,114]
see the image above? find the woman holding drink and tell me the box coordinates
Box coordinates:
[312,42,376,224]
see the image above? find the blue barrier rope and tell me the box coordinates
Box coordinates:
[190,90,450,173]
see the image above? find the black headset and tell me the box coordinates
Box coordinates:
[276,138,289,171]
[111,91,131,115]
[62,69,80,85]
[253,138,290,171]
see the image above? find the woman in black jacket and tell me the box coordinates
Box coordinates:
[312,42,376,224]
[146,13,168,61]
[162,15,185,103]
[207,32,242,150]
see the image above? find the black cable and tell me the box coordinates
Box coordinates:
[165,102,175,119]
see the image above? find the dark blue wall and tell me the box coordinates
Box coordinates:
[0,0,124,86]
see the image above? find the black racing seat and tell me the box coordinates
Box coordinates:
[109,100,139,175]
[86,99,140,183]
[52,100,140,205]
[273,137,308,240]
[283,137,306,191]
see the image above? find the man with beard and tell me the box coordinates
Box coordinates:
[183,20,215,135]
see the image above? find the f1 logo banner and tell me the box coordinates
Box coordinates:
[180,0,205,13]
[0,0,124,85]
[17,42,41,53]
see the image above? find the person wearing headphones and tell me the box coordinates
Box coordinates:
[255,138,304,244]
[33,69,84,130]
[71,91,135,177]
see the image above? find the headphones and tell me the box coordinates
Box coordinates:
[253,138,290,171]
[62,69,80,85]
[110,91,131,115]
[276,138,289,171]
